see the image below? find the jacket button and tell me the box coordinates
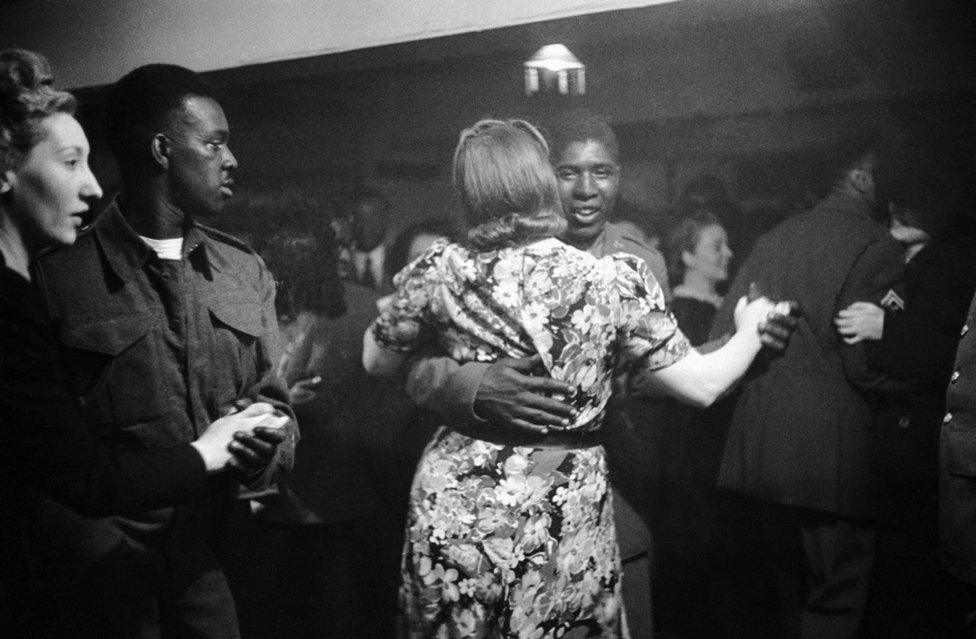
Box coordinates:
[963,325,970,337]
[898,416,911,429]
[944,412,954,425]
[951,370,961,384]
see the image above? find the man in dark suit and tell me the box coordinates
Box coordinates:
[708,137,896,638]
[336,186,395,293]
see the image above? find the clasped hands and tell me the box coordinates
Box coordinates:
[747,281,801,352]
[191,401,290,476]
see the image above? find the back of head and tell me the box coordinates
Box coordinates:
[875,137,972,240]
[829,132,880,188]
[0,49,76,173]
[346,186,390,217]
[454,118,565,250]
[545,109,619,164]
[105,63,215,170]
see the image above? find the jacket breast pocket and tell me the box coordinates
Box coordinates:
[209,302,264,384]
[58,315,152,429]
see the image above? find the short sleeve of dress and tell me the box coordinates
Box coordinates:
[612,253,691,370]
[371,240,448,354]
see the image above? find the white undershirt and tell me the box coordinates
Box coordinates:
[352,244,386,287]
[140,236,183,261]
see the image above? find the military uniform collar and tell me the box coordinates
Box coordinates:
[94,198,217,282]
[593,222,633,257]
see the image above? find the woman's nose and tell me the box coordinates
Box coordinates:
[81,165,103,200]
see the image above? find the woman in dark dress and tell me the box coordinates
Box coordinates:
[665,208,733,347]
[653,207,741,637]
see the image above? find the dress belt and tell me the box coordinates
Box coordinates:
[452,422,602,450]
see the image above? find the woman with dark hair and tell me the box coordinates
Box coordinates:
[376,216,460,313]
[237,214,426,638]
[362,118,777,637]
[652,207,736,636]
[386,216,461,280]
[666,208,733,347]
[0,49,284,634]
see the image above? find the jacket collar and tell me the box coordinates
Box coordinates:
[824,188,876,222]
[93,198,216,283]
[592,221,632,258]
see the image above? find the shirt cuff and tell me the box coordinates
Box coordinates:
[158,443,211,498]
[459,362,492,422]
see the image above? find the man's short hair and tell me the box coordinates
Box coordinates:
[875,137,973,239]
[828,131,880,186]
[105,64,217,168]
[545,109,620,165]
[346,186,390,218]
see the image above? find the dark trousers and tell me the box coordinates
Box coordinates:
[225,514,404,639]
[863,482,976,638]
[602,401,663,639]
[1,503,240,639]
[757,502,875,639]
[613,490,653,639]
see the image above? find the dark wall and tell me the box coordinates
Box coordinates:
[72,1,976,247]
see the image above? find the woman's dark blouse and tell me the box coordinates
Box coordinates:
[0,260,207,516]
[670,296,719,347]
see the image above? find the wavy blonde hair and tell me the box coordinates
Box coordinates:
[453,119,565,251]
[0,49,76,173]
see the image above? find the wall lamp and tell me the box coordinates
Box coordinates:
[524,44,585,96]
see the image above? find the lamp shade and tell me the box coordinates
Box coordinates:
[524,44,585,96]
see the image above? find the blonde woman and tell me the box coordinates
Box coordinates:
[363,118,775,637]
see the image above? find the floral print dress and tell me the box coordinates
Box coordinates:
[372,237,690,638]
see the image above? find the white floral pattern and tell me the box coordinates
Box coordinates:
[373,237,689,637]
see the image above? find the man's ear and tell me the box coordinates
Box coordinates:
[681,249,695,269]
[150,134,170,170]
[850,167,874,195]
[0,170,13,195]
